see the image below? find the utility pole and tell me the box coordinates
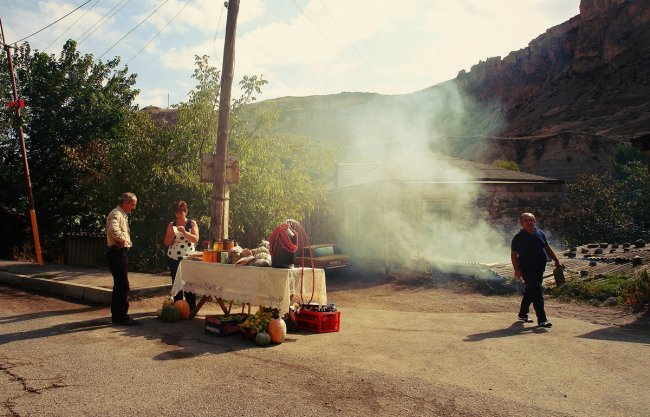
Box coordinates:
[0,19,43,265]
[210,0,239,243]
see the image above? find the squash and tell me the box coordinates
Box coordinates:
[174,300,191,320]
[160,305,180,322]
[268,318,286,343]
[156,308,163,318]
[255,331,272,346]
[162,297,175,307]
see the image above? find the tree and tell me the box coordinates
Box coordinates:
[492,159,519,171]
[0,41,138,258]
[111,55,333,269]
[560,172,638,245]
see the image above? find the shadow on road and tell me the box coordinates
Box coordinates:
[0,317,112,345]
[117,314,306,360]
[463,321,549,342]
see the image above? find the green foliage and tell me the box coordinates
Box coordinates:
[622,269,650,307]
[553,274,627,302]
[559,171,639,245]
[0,41,138,259]
[492,159,520,171]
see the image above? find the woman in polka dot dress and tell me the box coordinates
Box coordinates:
[163,200,199,310]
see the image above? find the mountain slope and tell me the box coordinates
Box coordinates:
[253,0,650,181]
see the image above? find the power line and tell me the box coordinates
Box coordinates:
[211,2,226,62]
[97,0,170,60]
[289,0,372,84]
[44,0,104,52]
[317,0,383,84]
[77,0,133,46]
[126,0,191,66]
[12,0,92,45]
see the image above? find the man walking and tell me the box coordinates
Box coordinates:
[511,212,561,328]
[106,192,138,326]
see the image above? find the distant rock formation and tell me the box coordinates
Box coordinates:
[453,0,650,180]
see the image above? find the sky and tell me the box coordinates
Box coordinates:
[2,0,581,109]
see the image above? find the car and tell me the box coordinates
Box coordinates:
[294,244,351,271]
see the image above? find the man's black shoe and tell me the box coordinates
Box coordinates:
[112,318,139,326]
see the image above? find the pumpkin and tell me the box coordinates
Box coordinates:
[174,300,191,320]
[160,305,180,322]
[255,331,272,346]
[162,297,175,307]
[268,318,287,343]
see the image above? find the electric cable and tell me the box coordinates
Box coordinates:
[12,0,92,45]
[289,0,372,84]
[211,2,226,62]
[125,0,191,66]
[97,0,170,60]
[317,0,383,85]
[44,0,103,52]
[77,0,132,46]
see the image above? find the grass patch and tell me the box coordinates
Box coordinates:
[553,274,626,302]
[552,270,650,310]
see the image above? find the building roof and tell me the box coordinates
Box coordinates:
[336,153,562,189]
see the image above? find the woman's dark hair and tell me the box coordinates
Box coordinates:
[173,200,188,213]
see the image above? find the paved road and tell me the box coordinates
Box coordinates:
[1,279,649,417]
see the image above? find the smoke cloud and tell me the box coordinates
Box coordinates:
[333,80,511,269]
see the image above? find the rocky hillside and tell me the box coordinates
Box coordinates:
[254,0,650,181]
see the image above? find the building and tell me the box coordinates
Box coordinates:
[328,153,564,269]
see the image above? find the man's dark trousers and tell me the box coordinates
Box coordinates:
[519,269,547,323]
[108,246,130,321]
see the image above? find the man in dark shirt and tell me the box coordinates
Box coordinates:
[511,212,562,328]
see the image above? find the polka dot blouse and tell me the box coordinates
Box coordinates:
[167,219,196,260]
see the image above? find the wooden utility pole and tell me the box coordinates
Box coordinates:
[209,0,240,243]
[0,19,43,265]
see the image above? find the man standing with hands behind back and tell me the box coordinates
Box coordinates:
[106,192,138,326]
[511,212,562,328]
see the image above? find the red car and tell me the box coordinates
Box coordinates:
[294,244,351,271]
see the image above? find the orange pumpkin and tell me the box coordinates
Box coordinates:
[268,318,287,343]
[174,300,191,320]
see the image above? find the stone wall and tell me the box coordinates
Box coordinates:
[477,183,565,240]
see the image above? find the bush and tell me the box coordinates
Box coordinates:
[492,159,520,171]
[552,274,627,302]
[623,269,650,308]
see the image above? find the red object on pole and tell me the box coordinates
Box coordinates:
[1,19,43,265]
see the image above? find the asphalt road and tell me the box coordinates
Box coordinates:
[1,281,649,417]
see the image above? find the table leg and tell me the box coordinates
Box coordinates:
[216,297,230,314]
[189,295,210,319]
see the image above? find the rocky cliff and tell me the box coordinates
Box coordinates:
[451,0,650,179]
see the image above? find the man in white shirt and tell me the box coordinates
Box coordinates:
[106,192,138,326]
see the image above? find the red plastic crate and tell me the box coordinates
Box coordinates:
[296,310,340,333]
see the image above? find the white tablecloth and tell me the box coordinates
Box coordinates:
[170,260,328,314]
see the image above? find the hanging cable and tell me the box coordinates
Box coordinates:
[289,0,372,85]
[97,0,170,61]
[12,0,92,45]
[125,0,191,65]
[44,0,103,52]
[77,0,132,45]
[318,0,383,85]
[211,3,226,61]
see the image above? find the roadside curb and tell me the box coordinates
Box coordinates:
[0,270,171,305]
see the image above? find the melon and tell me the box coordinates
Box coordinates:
[160,305,180,322]
[255,331,272,346]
